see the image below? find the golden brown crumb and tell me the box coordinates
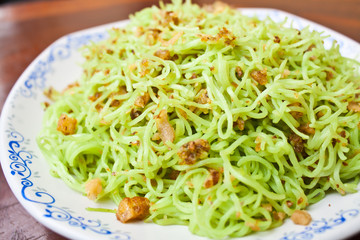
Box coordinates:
[161,10,179,26]
[190,73,198,79]
[245,221,260,231]
[288,133,304,153]
[155,109,175,143]
[305,44,316,52]
[250,69,267,85]
[274,36,281,43]
[109,86,127,108]
[339,130,346,138]
[116,196,150,223]
[262,203,272,211]
[235,66,243,79]
[43,101,50,110]
[282,69,290,78]
[95,104,103,112]
[204,169,220,188]
[298,123,315,135]
[199,27,236,46]
[178,139,210,164]
[231,82,238,88]
[151,132,161,141]
[167,169,180,180]
[131,140,140,146]
[316,110,325,119]
[218,27,236,45]
[255,136,262,152]
[286,200,293,208]
[130,109,142,120]
[134,26,144,37]
[43,87,56,101]
[88,92,102,102]
[134,92,150,108]
[104,69,110,76]
[85,178,102,200]
[290,210,312,225]
[110,100,121,107]
[325,70,334,80]
[57,114,77,135]
[348,101,360,112]
[140,59,150,77]
[145,28,161,45]
[234,118,245,130]
[194,89,211,113]
[196,89,211,105]
[273,211,286,221]
[154,49,171,60]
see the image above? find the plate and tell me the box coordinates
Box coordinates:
[1,8,360,240]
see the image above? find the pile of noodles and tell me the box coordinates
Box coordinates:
[37,0,360,238]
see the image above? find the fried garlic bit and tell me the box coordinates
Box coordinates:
[134,92,150,108]
[85,178,102,200]
[116,196,150,223]
[178,139,210,164]
[195,89,210,104]
[250,69,268,85]
[290,210,312,225]
[155,109,175,144]
[234,118,245,130]
[44,86,62,101]
[199,27,236,46]
[273,211,286,221]
[159,10,179,26]
[193,89,211,113]
[154,49,171,60]
[298,123,315,135]
[348,101,360,112]
[57,113,77,135]
[288,133,304,153]
[204,169,220,188]
[109,85,128,107]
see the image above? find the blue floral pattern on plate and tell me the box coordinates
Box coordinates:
[6,129,130,239]
[20,31,107,98]
[280,209,360,240]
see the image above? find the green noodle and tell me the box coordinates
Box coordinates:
[37,0,360,238]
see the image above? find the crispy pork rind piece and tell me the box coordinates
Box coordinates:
[250,69,268,85]
[57,114,77,135]
[178,139,210,164]
[116,196,150,223]
[290,210,312,225]
[155,109,175,143]
[85,178,102,200]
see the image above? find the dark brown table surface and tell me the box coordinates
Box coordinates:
[0,0,359,239]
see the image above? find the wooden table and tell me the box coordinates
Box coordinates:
[0,0,359,239]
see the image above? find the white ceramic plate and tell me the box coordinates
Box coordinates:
[1,8,360,240]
